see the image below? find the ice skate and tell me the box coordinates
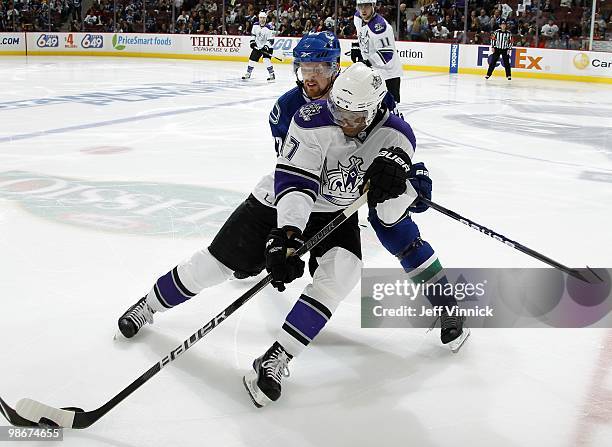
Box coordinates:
[440,306,470,353]
[243,342,292,407]
[117,297,155,339]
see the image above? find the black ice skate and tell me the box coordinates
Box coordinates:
[267,73,276,82]
[118,297,155,338]
[243,342,292,408]
[241,72,251,80]
[440,306,470,353]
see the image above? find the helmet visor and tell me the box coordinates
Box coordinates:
[294,62,338,80]
[327,97,368,128]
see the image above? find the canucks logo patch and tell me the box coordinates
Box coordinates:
[298,103,322,121]
[321,156,365,206]
[371,74,383,90]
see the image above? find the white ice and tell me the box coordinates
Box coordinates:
[0,57,611,447]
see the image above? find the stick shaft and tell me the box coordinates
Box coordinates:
[74,193,368,427]
[422,197,592,282]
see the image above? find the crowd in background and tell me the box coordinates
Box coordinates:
[1,0,611,49]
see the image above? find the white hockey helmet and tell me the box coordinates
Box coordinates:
[258,11,267,23]
[356,0,376,5]
[327,63,387,128]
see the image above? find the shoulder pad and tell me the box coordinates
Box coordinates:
[293,100,334,129]
[382,114,416,150]
[368,15,387,34]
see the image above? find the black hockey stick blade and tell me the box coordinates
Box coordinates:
[570,266,605,284]
[0,395,38,427]
[14,399,88,428]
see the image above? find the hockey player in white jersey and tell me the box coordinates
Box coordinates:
[352,0,402,102]
[117,64,468,408]
[242,11,276,81]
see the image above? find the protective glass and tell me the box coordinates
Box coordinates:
[327,97,368,128]
[294,62,338,82]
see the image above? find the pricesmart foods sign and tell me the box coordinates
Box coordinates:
[111,34,172,51]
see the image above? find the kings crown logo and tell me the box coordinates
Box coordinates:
[321,156,365,206]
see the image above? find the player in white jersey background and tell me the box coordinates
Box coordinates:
[352,0,403,103]
[242,11,276,82]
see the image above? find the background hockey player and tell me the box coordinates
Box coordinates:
[242,11,276,81]
[117,64,467,409]
[351,0,403,103]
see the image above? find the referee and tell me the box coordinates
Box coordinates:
[485,20,513,80]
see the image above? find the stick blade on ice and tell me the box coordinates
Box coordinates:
[572,266,605,284]
[15,398,76,428]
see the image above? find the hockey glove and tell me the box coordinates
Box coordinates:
[350,42,363,63]
[250,41,257,50]
[408,162,432,213]
[265,227,306,292]
[362,146,412,207]
[262,45,273,58]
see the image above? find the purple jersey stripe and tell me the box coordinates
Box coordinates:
[275,170,319,197]
[378,50,394,63]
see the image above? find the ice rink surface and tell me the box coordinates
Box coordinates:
[0,57,611,447]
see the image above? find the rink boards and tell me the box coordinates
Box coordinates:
[1,32,611,84]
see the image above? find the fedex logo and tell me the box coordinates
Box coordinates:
[477,46,543,70]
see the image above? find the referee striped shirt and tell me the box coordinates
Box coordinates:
[492,29,513,50]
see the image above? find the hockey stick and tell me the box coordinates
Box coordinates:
[2,192,369,429]
[422,197,603,284]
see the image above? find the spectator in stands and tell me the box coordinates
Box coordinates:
[595,13,607,39]
[491,9,502,30]
[478,8,491,31]
[409,12,423,41]
[433,21,450,39]
[71,0,82,24]
[440,13,452,31]
[541,19,559,38]
[6,2,19,30]
[177,9,189,26]
[0,3,6,32]
[84,9,98,26]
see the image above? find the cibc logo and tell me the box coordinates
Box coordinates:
[36,34,59,48]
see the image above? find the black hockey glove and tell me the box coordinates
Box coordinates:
[265,227,305,292]
[362,146,412,207]
[350,42,363,63]
[262,45,272,57]
[250,41,257,50]
[408,162,432,213]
